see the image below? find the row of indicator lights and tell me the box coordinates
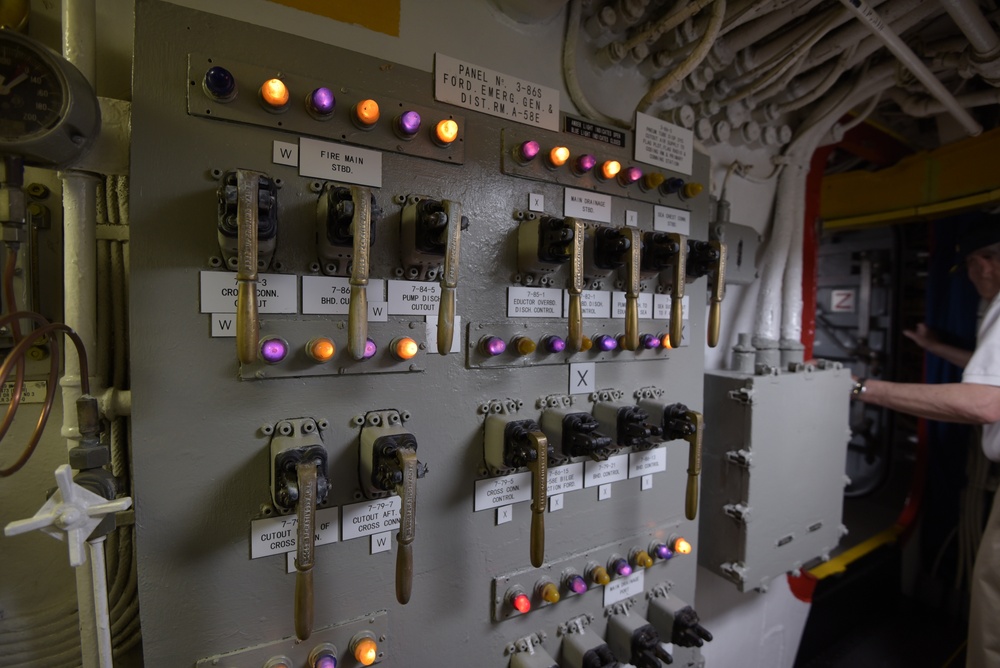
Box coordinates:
[258,335,420,364]
[505,536,691,614]
[203,66,460,146]
[513,139,704,198]
[477,332,673,356]
[261,633,379,668]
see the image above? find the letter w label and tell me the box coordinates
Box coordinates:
[212,314,236,338]
[371,531,392,554]
[273,140,299,167]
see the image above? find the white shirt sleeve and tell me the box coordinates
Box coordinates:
[964,294,1000,387]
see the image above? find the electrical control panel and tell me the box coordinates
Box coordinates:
[130,2,715,665]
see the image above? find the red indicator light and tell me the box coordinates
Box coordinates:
[511,592,531,614]
[260,78,289,111]
[353,99,380,129]
[434,119,459,146]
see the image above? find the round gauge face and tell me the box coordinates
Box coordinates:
[0,36,66,141]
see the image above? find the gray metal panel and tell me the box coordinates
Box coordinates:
[130,2,711,665]
[700,366,852,591]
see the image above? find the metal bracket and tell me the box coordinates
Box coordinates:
[723,503,751,523]
[724,449,753,468]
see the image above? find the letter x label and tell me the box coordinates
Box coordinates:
[570,363,595,395]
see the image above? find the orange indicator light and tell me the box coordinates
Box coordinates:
[600,160,621,180]
[352,636,378,666]
[391,337,419,361]
[633,550,654,569]
[260,78,290,111]
[539,582,561,604]
[672,536,692,555]
[353,99,380,128]
[581,336,593,352]
[660,333,673,349]
[548,146,570,168]
[513,336,536,356]
[434,119,459,145]
[306,337,336,363]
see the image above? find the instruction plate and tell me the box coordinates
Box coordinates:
[635,112,693,175]
[341,496,401,540]
[0,380,47,405]
[249,507,339,559]
[200,271,298,314]
[584,454,629,488]
[474,472,532,511]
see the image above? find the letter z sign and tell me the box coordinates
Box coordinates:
[830,289,856,313]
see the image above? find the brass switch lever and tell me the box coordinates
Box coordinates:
[621,227,642,351]
[527,429,548,569]
[707,240,726,348]
[235,169,264,364]
[666,232,687,349]
[348,186,373,360]
[567,217,585,353]
[438,200,464,355]
[681,409,703,520]
[294,461,317,641]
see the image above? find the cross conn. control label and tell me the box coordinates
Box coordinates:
[474,472,532,512]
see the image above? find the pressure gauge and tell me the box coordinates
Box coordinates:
[0,28,100,167]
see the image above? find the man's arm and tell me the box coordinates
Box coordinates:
[903,323,973,368]
[858,379,1000,424]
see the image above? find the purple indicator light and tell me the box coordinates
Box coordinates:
[574,154,597,174]
[307,87,336,117]
[567,574,588,595]
[203,66,237,101]
[619,166,643,185]
[543,335,566,353]
[612,558,632,577]
[259,337,289,364]
[316,657,337,668]
[594,335,617,352]
[641,334,662,349]
[517,140,541,163]
[396,110,422,138]
[653,543,673,560]
[362,338,378,360]
[479,336,507,357]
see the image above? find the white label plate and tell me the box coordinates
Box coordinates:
[635,112,693,175]
[341,497,401,541]
[603,570,645,606]
[654,206,691,235]
[371,532,393,554]
[547,462,584,495]
[569,362,596,395]
[211,313,236,338]
[564,188,612,223]
[302,276,386,315]
[0,380,47,405]
[200,272,298,314]
[612,292,654,319]
[584,454,629,488]
[425,315,462,354]
[831,289,856,313]
[507,286,562,318]
[273,140,298,166]
[474,472,532,512]
[298,137,382,187]
[629,448,667,478]
[250,507,339,559]
[562,290,611,319]
[434,53,559,130]
[653,294,689,322]
[388,280,441,315]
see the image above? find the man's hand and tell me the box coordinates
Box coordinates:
[902,323,973,368]
[903,323,938,351]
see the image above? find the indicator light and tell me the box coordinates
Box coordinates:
[542,335,566,354]
[352,99,380,129]
[306,87,336,119]
[642,172,666,191]
[538,581,561,604]
[671,536,693,555]
[507,587,532,614]
[259,78,290,112]
[394,110,422,139]
[580,336,593,352]
[361,338,378,360]
[203,66,237,101]
[565,573,588,595]
[306,337,336,363]
[512,336,536,356]
[478,335,507,357]
[515,140,541,164]
[682,182,704,199]
[307,643,338,668]
[661,177,685,195]
[594,334,617,352]
[610,557,633,577]
[618,166,643,186]
[390,337,419,361]
[599,160,621,180]
[660,333,673,349]
[588,564,611,586]
[434,119,459,146]
[259,336,289,364]
[263,657,294,668]
[350,634,378,666]
[632,550,654,569]
[573,153,597,175]
[640,334,661,350]
[616,334,627,349]
[651,542,673,560]
[547,146,570,169]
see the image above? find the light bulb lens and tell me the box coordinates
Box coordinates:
[540,582,560,604]
[612,558,632,577]
[306,337,336,363]
[391,337,419,361]
[396,110,422,137]
[260,78,289,110]
[567,574,588,594]
[619,166,643,185]
[660,333,673,349]
[362,338,378,360]
[203,66,237,101]
[517,140,541,163]
[574,154,597,174]
[641,334,661,349]
[479,336,507,356]
[513,336,536,356]
[548,146,570,168]
[600,160,621,180]
[591,566,611,586]
[307,87,336,117]
[259,337,289,364]
[352,638,378,666]
[512,592,531,614]
[580,336,593,352]
[434,119,459,145]
[672,536,692,554]
[354,99,380,128]
[543,335,566,353]
[595,335,617,352]
[653,543,673,560]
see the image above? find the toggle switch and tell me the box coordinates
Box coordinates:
[349,632,379,666]
[588,226,641,349]
[484,416,553,567]
[607,611,674,667]
[540,406,615,462]
[641,231,686,349]
[562,627,618,668]
[592,400,663,451]
[216,169,279,364]
[268,418,331,641]
[683,239,727,346]
[359,410,428,605]
[517,216,585,351]
[647,590,713,649]
[635,400,703,519]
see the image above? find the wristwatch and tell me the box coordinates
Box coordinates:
[852,378,868,397]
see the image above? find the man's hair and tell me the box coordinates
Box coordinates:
[974,241,1000,259]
